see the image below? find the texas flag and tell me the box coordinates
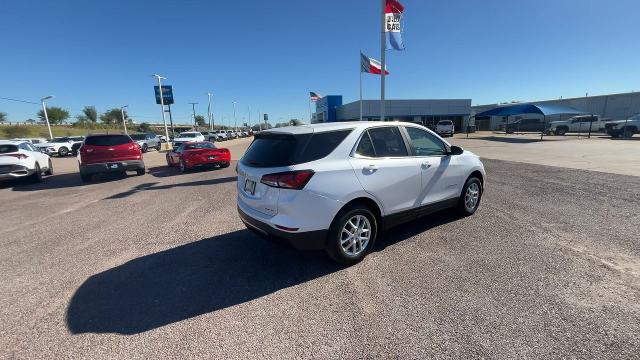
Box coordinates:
[385,0,405,51]
[361,52,389,75]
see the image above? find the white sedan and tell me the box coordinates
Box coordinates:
[0,140,53,182]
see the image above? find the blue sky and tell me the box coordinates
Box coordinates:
[2,0,639,125]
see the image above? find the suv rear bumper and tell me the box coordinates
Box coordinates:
[80,160,145,175]
[0,165,33,179]
[238,205,327,251]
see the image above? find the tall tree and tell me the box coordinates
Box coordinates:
[76,106,98,123]
[37,107,69,125]
[194,115,206,127]
[0,112,7,123]
[100,108,128,125]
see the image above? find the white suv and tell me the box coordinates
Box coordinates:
[0,140,53,182]
[237,121,485,264]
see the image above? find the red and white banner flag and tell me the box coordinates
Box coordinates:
[361,52,389,75]
[385,0,405,51]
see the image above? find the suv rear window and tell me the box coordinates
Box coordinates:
[241,129,352,167]
[84,135,132,146]
[0,145,19,153]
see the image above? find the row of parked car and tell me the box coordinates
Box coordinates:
[498,114,639,138]
[0,131,234,184]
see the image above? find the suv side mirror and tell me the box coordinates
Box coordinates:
[449,145,464,155]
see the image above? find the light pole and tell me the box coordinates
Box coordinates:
[120,105,129,134]
[206,92,213,131]
[189,102,198,129]
[233,101,237,134]
[40,95,54,139]
[152,74,169,142]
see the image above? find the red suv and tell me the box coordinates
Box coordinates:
[78,134,145,182]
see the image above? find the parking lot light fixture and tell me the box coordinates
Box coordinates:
[120,105,129,134]
[40,95,54,139]
[152,74,170,144]
[207,92,214,131]
[233,101,237,133]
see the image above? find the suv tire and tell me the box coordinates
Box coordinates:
[326,204,378,265]
[44,159,53,176]
[457,176,483,216]
[136,168,145,176]
[58,147,69,157]
[623,127,635,138]
[30,163,43,183]
[141,144,148,153]
[556,127,567,136]
[180,159,189,173]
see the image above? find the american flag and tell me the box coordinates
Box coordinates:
[309,92,321,102]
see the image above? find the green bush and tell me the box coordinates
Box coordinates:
[3,126,31,138]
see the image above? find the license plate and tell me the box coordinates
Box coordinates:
[108,163,119,169]
[244,179,256,195]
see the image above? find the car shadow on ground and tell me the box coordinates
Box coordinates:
[148,163,232,178]
[104,176,237,199]
[5,172,136,191]
[66,210,461,335]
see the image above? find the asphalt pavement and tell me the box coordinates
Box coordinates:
[0,138,639,359]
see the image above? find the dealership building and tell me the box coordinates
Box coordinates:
[313,91,640,131]
[312,96,472,130]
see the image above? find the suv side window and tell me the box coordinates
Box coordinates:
[18,143,31,151]
[366,127,408,157]
[404,127,447,156]
[355,131,376,157]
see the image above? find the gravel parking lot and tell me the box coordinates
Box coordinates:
[1,138,639,359]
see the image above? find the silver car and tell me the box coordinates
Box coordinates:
[129,133,161,153]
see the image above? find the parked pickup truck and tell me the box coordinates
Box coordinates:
[435,120,455,137]
[605,114,639,138]
[548,115,611,136]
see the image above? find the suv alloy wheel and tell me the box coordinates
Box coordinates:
[326,204,378,265]
[458,177,483,216]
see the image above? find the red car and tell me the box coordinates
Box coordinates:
[78,134,145,182]
[166,141,231,172]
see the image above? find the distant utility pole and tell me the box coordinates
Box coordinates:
[189,102,198,128]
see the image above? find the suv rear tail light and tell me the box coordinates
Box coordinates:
[260,170,314,190]
[2,154,28,159]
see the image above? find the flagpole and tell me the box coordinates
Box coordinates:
[380,0,386,122]
[308,95,312,123]
[360,52,363,121]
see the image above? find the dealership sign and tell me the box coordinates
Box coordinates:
[154,85,174,105]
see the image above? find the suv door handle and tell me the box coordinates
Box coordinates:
[364,164,377,171]
[421,161,431,169]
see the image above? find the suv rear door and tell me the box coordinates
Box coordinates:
[349,126,420,215]
[238,133,303,216]
[81,135,139,164]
